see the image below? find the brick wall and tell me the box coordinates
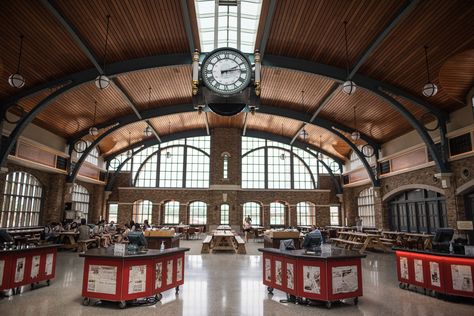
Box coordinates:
[0,162,106,227]
[107,128,340,228]
[343,155,474,230]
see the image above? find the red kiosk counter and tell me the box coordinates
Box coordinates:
[79,247,189,308]
[394,247,474,298]
[0,244,60,295]
[258,247,366,309]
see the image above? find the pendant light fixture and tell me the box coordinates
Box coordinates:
[166,121,172,158]
[126,131,132,158]
[95,15,111,90]
[89,101,99,136]
[144,87,153,137]
[351,106,361,141]
[318,135,322,159]
[280,124,286,160]
[8,35,26,88]
[341,21,356,95]
[422,46,438,97]
[299,91,309,140]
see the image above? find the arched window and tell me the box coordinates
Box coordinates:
[164,201,180,225]
[189,201,207,225]
[72,184,90,221]
[243,202,261,226]
[1,171,42,227]
[129,137,210,188]
[358,187,375,228]
[241,137,338,189]
[220,204,230,225]
[269,202,285,226]
[296,202,316,226]
[223,153,229,179]
[133,200,153,224]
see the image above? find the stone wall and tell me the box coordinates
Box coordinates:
[343,155,474,229]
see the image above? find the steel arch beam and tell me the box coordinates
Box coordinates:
[263,55,448,172]
[69,103,379,160]
[0,53,191,167]
[105,129,343,194]
[262,55,447,118]
[329,127,379,187]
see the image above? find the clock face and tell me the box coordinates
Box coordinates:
[201,48,252,95]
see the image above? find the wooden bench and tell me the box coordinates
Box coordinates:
[234,235,247,254]
[201,235,212,254]
[331,238,348,246]
[78,239,97,252]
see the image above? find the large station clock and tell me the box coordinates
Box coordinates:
[201,48,252,96]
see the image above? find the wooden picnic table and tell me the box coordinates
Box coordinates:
[404,232,434,250]
[216,225,232,231]
[59,231,79,249]
[331,231,389,254]
[212,231,237,252]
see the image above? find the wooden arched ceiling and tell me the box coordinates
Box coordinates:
[0,0,93,100]
[439,49,474,104]
[1,0,474,162]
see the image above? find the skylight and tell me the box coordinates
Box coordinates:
[195,0,263,53]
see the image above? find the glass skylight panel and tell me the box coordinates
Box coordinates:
[195,0,263,53]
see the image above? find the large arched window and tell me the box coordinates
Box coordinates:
[164,201,180,225]
[189,201,207,225]
[127,137,210,188]
[243,202,261,226]
[269,202,285,226]
[72,184,90,221]
[220,204,230,225]
[133,200,153,224]
[241,137,340,189]
[1,171,42,227]
[296,201,316,226]
[358,187,375,228]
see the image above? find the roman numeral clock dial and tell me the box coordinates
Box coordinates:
[201,48,252,96]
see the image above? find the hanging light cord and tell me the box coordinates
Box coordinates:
[343,21,350,78]
[16,35,24,73]
[102,15,111,73]
[353,106,357,130]
[148,86,152,106]
[424,46,431,83]
[92,101,97,126]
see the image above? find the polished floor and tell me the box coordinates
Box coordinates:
[1,241,473,316]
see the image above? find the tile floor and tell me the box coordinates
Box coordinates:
[1,240,473,316]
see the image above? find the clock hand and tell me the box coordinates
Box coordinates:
[221,65,239,73]
[221,69,240,74]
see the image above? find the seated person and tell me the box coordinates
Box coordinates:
[92,220,111,248]
[0,229,14,246]
[308,225,325,243]
[143,220,151,230]
[77,218,92,252]
[116,224,131,243]
[130,220,136,231]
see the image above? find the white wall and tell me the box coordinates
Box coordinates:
[2,114,67,153]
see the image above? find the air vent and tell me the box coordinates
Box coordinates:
[449,133,472,156]
[56,156,68,170]
[380,161,390,175]
[343,175,349,185]
[99,171,107,182]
